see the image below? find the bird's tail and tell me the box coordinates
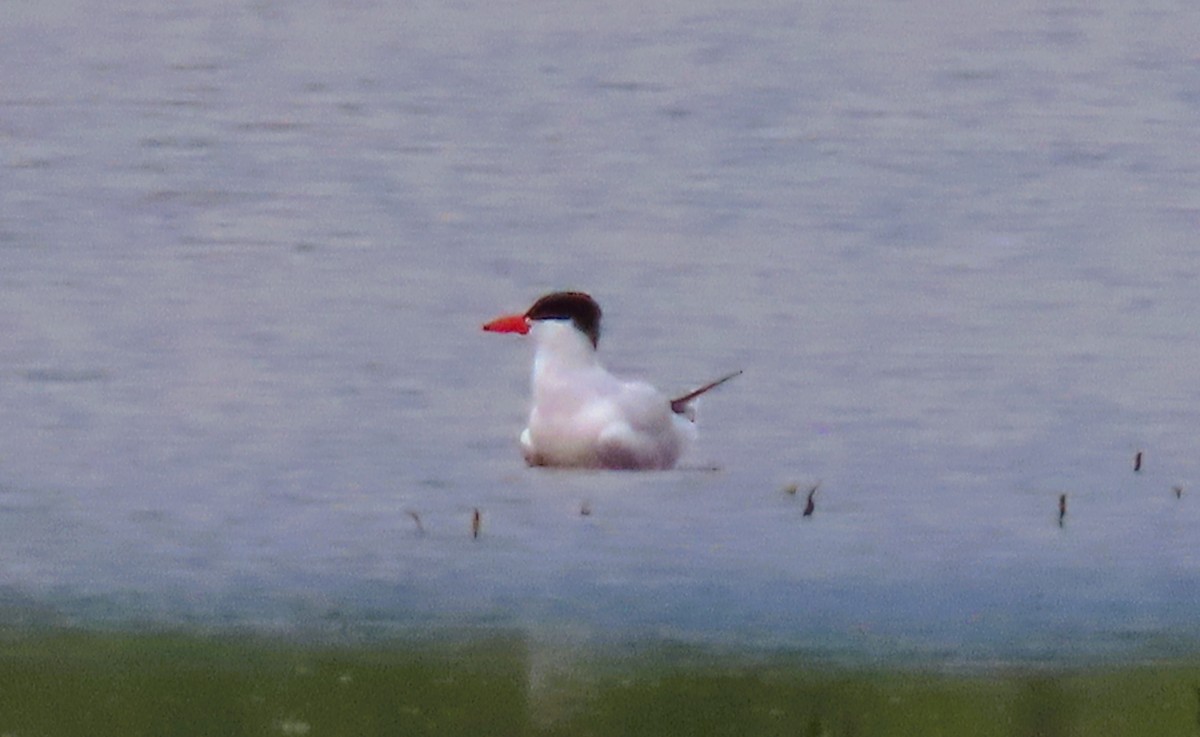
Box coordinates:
[670,370,743,419]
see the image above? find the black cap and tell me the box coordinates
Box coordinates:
[525,292,602,348]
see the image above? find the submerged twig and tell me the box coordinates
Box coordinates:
[407,510,425,536]
[803,483,819,518]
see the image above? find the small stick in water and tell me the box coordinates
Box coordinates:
[1058,494,1067,527]
[803,484,818,518]
[471,508,481,539]
[1134,451,1143,472]
[407,511,425,536]
[1174,485,1184,499]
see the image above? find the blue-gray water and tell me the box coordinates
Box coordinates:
[3,0,1200,665]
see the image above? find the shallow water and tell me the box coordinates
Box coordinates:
[3,0,1200,667]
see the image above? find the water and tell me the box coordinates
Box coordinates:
[3,0,1200,668]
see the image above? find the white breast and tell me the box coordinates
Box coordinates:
[519,322,693,470]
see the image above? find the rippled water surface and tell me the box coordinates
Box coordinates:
[3,0,1200,666]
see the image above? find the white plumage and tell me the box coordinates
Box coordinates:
[519,320,694,469]
[484,292,738,471]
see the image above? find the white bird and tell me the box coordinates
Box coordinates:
[483,291,740,470]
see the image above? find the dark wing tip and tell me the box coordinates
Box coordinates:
[670,369,743,415]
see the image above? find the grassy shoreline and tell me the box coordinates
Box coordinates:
[1,628,1198,736]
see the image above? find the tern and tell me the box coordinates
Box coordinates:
[483,291,740,470]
